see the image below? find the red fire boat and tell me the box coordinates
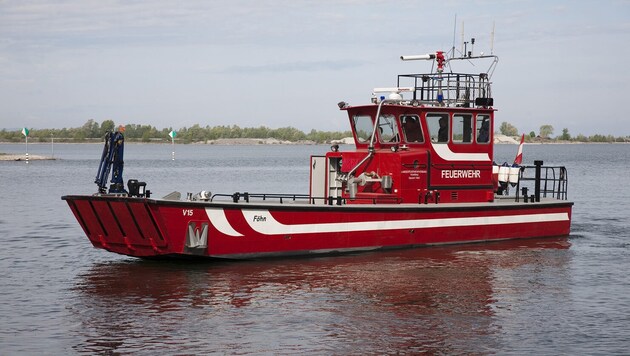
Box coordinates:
[62,50,572,259]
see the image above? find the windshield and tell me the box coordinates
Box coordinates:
[353,115,373,143]
[402,115,423,143]
[378,114,398,143]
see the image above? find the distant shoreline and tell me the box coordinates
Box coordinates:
[0,138,328,145]
[1,135,628,152]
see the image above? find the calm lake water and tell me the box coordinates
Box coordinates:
[1,142,629,354]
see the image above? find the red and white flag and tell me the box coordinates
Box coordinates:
[513,134,525,165]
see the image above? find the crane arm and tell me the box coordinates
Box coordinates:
[94,130,126,194]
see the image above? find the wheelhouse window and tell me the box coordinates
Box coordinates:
[427,113,449,143]
[377,114,398,143]
[353,115,374,143]
[476,114,491,143]
[401,115,423,143]
[453,114,473,143]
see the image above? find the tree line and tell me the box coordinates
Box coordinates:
[3,119,628,144]
[498,122,630,143]
[0,119,353,144]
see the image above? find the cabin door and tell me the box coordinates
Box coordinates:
[309,156,326,205]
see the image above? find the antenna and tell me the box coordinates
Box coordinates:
[460,21,465,56]
[451,14,457,58]
[490,21,495,55]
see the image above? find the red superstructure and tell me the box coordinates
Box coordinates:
[62,50,572,259]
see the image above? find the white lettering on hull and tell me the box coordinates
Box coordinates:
[441,170,481,179]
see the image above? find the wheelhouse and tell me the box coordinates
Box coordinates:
[309,52,499,205]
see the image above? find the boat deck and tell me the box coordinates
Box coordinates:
[142,194,573,212]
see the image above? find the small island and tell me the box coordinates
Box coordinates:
[0,153,55,161]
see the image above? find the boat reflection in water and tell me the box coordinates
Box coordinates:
[71,237,571,354]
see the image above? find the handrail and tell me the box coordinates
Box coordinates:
[397,72,493,107]
[369,99,390,149]
[211,192,402,205]
[515,164,568,202]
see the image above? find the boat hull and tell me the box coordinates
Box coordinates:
[62,195,573,259]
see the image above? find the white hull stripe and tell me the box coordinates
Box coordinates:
[431,143,490,161]
[205,208,243,237]
[236,209,569,236]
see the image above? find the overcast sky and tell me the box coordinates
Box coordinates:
[1,0,628,136]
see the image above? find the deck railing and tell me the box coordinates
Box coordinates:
[515,161,568,202]
[211,192,401,205]
[397,72,493,107]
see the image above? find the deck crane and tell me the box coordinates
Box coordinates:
[95,127,126,194]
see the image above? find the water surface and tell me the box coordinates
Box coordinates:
[1,143,629,354]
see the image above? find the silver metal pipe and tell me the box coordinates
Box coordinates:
[369,99,393,149]
[346,150,373,180]
[344,99,398,182]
